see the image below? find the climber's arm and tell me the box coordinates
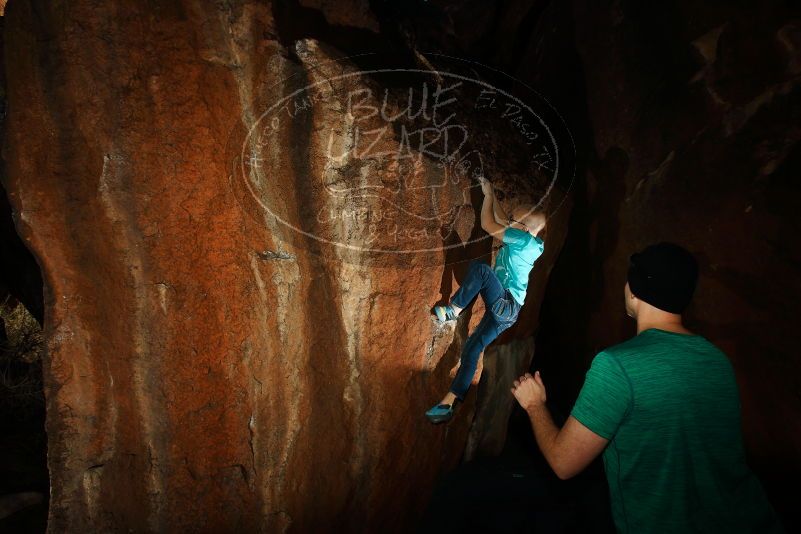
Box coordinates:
[492,194,511,226]
[479,177,507,240]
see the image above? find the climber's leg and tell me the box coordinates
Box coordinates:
[426,311,516,422]
[426,262,511,422]
[449,260,505,316]
[447,312,505,402]
[426,314,498,424]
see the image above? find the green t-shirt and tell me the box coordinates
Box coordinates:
[493,228,544,306]
[571,329,783,534]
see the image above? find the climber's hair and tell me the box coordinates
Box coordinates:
[512,203,546,235]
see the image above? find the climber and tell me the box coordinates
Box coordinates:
[509,243,784,533]
[425,175,546,424]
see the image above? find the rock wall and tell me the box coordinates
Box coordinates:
[1,0,572,531]
[0,6,42,324]
[535,1,801,529]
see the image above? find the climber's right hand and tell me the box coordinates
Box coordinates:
[478,175,493,197]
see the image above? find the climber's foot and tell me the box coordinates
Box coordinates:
[425,402,454,424]
[433,304,458,322]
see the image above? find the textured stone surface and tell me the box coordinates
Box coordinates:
[0,10,41,323]
[1,0,570,531]
[536,1,801,530]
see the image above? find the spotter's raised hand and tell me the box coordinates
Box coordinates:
[511,371,547,410]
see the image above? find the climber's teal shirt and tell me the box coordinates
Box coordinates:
[493,227,544,306]
[571,329,784,534]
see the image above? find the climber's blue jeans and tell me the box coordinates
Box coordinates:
[448,260,522,401]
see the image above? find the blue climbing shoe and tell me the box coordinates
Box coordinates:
[425,402,455,424]
[432,304,458,322]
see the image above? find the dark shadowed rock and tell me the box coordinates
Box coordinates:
[535,1,801,530]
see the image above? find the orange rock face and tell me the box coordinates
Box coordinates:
[2,1,571,531]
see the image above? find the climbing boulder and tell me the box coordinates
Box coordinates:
[1,0,570,530]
